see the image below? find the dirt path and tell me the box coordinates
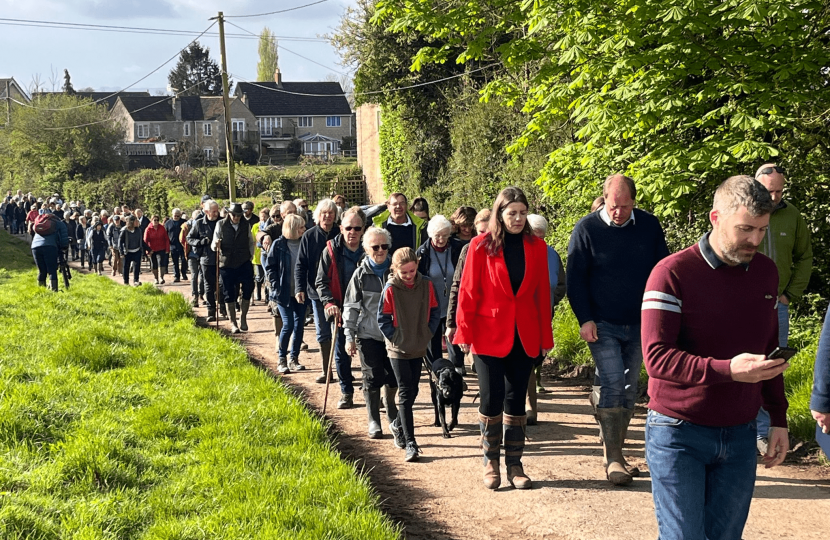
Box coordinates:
[62,254,830,539]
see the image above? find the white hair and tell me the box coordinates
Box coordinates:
[313,198,337,224]
[191,209,201,219]
[204,200,218,210]
[527,214,548,235]
[172,207,182,216]
[362,227,392,250]
[427,214,452,238]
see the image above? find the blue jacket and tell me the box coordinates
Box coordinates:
[31,219,69,250]
[262,236,294,305]
[811,305,830,413]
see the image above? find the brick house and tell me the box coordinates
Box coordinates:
[234,70,354,157]
[110,95,258,163]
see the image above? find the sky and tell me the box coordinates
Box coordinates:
[0,0,357,96]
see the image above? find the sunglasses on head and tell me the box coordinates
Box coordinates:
[759,166,785,176]
[344,226,363,232]
[370,244,390,252]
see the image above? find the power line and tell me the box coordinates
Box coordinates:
[0,17,326,42]
[231,63,501,97]
[27,76,221,131]
[225,0,331,18]
[12,22,218,112]
[224,20,349,76]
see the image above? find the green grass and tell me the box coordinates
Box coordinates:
[0,230,400,540]
[551,297,821,442]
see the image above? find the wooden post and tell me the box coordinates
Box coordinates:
[215,12,236,202]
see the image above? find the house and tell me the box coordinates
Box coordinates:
[34,91,151,110]
[110,95,259,164]
[1,77,31,127]
[234,69,353,157]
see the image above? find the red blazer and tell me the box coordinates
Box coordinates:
[453,233,554,358]
[143,223,170,253]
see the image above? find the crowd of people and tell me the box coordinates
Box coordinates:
[3,161,829,538]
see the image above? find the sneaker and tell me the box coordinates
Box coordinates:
[337,393,354,409]
[300,341,309,351]
[288,357,306,371]
[405,442,421,462]
[390,420,406,449]
[159,278,165,284]
[206,315,216,323]
[154,278,160,284]
[277,358,290,374]
[173,277,181,283]
[134,281,142,287]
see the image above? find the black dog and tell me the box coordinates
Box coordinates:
[427,358,464,438]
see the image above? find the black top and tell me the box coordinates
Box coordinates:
[503,231,525,295]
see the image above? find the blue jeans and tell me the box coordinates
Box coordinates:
[277,297,307,359]
[757,302,789,439]
[587,321,642,409]
[32,245,58,282]
[311,297,353,394]
[646,410,757,540]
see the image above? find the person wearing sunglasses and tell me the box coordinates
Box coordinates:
[342,227,401,442]
[753,163,813,454]
[316,206,368,409]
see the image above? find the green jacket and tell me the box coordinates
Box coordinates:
[758,199,812,301]
[371,210,427,251]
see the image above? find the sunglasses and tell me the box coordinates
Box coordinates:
[300,204,309,208]
[344,226,363,232]
[759,166,785,176]
[370,244,390,252]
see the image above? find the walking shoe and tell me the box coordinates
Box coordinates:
[134,281,142,287]
[390,419,406,449]
[154,278,160,284]
[277,357,290,374]
[159,278,165,285]
[288,357,306,371]
[337,392,354,410]
[404,442,422,462]
[191,297,199,307]
[300,341,309,351]
[173,277,181,283]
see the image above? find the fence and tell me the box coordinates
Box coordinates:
[289,174,367,206]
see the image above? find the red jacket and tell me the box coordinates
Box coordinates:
[453,233,554,358]
[143,223,170,253]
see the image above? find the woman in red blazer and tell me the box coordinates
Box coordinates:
[454,186,553,491]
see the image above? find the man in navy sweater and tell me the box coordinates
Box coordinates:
[642,175,789,540]
[567,174,669,486]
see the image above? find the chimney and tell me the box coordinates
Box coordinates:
[274,68,282,88]
[172,96,181,121]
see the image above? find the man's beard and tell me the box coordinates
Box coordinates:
[718,230,758,265]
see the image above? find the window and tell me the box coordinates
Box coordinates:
[183,123,190,136]
[204,148,213,160]
[203,123,212,136]
[231,119,245,142]
[258,117,281,136]
[136,124,150,139]
[326,116,341,127]
[298,116,312,128]
[154,124,161,137]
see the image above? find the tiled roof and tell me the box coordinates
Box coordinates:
[76,91,150,110]
[116,96,174,121]
[180,96,227,121]
[234,81,352,117]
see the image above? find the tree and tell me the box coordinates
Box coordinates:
[168,41,226,96]
[256,28,279,82]
[323,73,354,109]
[0,93,122,193]
[62,69,75,95]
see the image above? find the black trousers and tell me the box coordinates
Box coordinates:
[390,357,422,445]
[357,338,398,390]
[475,331,534,417]
[202,263,218,313]
[170,247,186,278]
[219,261,254,304]
[122,251,141,284]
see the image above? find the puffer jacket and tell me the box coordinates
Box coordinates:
[343,257,391,343]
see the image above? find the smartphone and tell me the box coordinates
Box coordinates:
[768,346,798,361]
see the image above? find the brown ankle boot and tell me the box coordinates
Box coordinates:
[506,464,532,490]
[479,412,502,490]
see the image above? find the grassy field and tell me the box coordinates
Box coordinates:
[551,299,821,442]
[0,231,400,540]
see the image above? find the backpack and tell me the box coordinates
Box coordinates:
[33,213,58,236]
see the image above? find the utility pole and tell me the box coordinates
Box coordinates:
[213,11,237,202]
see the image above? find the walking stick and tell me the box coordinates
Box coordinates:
[322,318,338,414]
[215,241,221,328]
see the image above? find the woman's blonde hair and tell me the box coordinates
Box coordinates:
[391,247,418,273]
[282,214,305,240]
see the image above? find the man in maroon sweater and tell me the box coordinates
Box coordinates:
[642,175,789,540]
